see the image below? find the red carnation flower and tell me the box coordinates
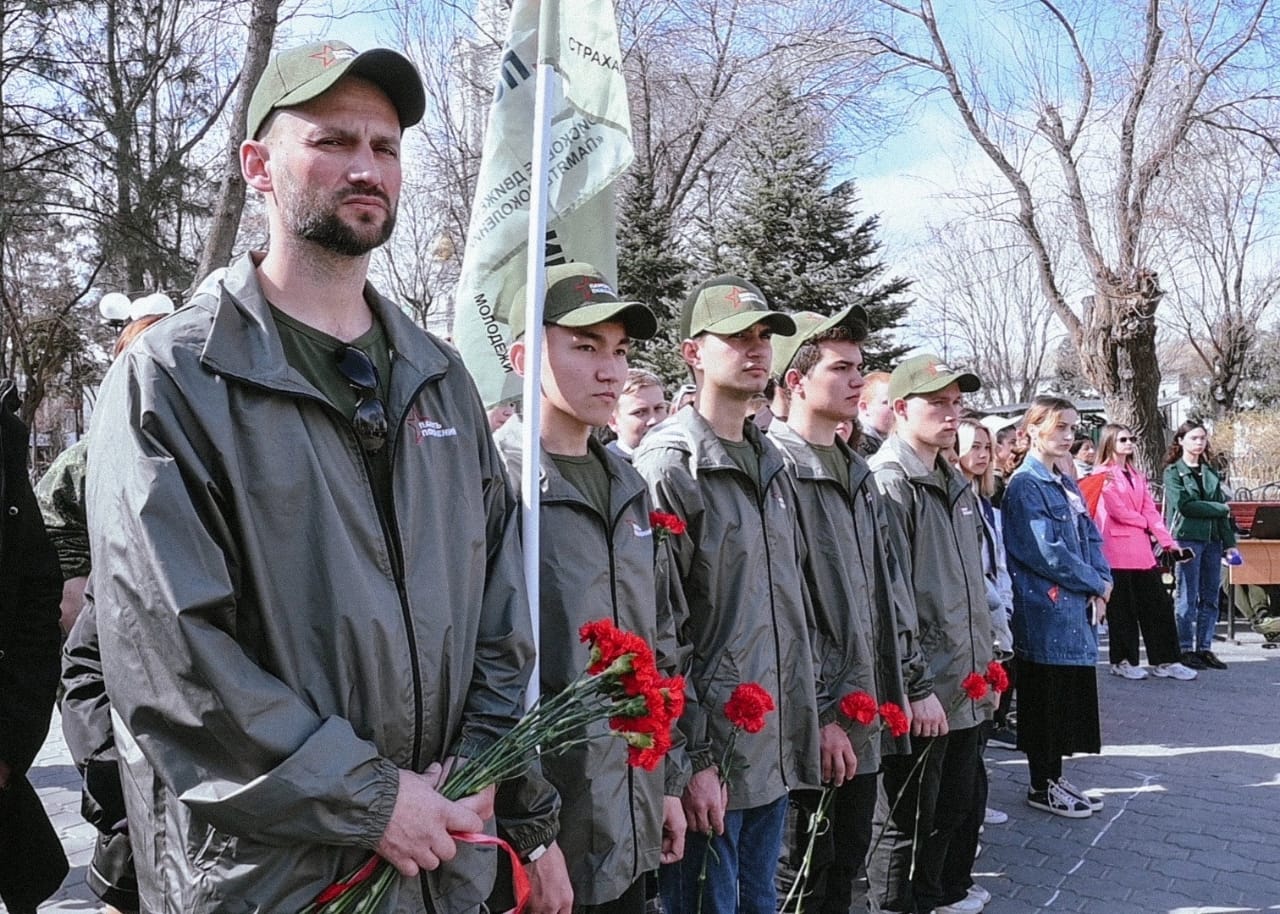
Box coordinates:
[962,672,988,701]
[660,675,687,721]
[985,661,1010,694]
[879,701,909,738]
[579,618,652,676]
[649,511,687,536]
[839,691,879,727]
[724,682,775,733]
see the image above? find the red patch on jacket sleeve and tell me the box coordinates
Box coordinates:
[1048,585,1060,602]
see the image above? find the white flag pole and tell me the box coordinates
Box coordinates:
[519,37,557,711]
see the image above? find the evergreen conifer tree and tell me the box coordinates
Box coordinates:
[716,82,911,369]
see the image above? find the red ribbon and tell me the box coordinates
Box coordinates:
[453,831,531,914]
[312,854,381,907]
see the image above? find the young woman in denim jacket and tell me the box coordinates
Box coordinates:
[1161,421,1238,671]
[1002,397,1112,819]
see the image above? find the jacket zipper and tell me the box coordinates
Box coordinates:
[755,463,790,787]
[947,485,980,712]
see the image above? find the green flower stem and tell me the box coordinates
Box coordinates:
[781,785,835,914]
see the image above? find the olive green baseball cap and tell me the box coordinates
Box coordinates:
[888,354,981,401]
[247,41,426,139]
[509,263,657,341]
[681,275,796,340]
[770,304,869,379]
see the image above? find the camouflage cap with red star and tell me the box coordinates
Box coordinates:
[247,40,426,139]
[681,275,796,340]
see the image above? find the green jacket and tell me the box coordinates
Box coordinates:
[1162,459,1237,546]
[634,407,822,809]
[494,421,688,904]
[869,436,995,730]
[35,435,91,580]
[86,254,535,914]
[767,423,920,770]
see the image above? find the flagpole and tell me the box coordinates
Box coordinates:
[520,37,557,711]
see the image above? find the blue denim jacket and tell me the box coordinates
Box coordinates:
[1003,457,1112,665]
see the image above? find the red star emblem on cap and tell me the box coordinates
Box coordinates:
[573,276,596,300]
[310,43,339,68]
[726,287,746,310]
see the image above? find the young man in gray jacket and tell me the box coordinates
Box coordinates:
[867,355,996,914]
[634,276,828,914]
[496,263,687,914]
[85,42,534,914]
[767,307,922,914]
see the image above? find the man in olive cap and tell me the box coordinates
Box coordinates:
[867,354,995,914]
[633,276,822,914]
[86,41,534,913]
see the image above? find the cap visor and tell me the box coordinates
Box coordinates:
[554,301,658,340]
[702,310,797,337]
[912,371,982,396]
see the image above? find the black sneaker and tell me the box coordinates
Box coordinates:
[1199,650,1228,670]
[1027,782,1093,818]
[1181,651,1208,670]
[988,725,1018,750]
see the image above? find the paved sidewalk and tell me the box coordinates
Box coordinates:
[14,627,1280,913]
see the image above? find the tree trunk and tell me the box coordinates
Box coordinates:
[1078,275,1166,475]
[192,0,282,289]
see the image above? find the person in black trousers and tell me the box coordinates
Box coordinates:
[0,380,68,912]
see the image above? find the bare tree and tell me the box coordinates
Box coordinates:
[914,220,1062,407]
[1152,129,1280,416]
[869,0,1277,471]
[193,0,285,286]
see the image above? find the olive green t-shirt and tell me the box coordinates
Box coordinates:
[811,441,850,493]
[720,435,760,490]
[271,307,394,519]
[550,450,612,521]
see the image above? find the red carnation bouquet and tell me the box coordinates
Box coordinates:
[786,663,1009,912]
[302,619,684,914]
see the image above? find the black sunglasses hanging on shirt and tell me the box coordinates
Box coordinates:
[334,344,388,453]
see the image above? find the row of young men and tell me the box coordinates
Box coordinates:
[55,40,996,914]
[502,262,998,914]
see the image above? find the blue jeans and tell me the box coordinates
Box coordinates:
[1175,539,1223,652]
[659,794,788,914]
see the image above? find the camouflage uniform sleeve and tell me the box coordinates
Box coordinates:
[36,438,92,580]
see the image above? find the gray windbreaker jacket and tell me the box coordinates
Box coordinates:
[494,423,688,904]
[85,254,535,914]
[634,407,822,809]
[869,436,995,730]
[767,423,920,769]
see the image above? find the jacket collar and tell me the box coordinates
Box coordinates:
[879,434,969,502]
[768,421,871,492]
[198,253,453,408]
[668,405,786,488]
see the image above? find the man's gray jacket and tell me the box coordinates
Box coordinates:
[86,254,535,914]
[870,435,995,730]
[634,407,821,810]
[494,421,687,904]
[767,423,919,768]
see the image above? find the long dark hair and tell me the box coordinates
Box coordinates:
[1009,395,1075,472]
[1163,420,1210,467]
[1095,423,1133,469]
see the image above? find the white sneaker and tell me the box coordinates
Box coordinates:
[983,806,1008,825]
[1152,662,1198,680]
[932,892,985,913]
[1056,777,1104,811]
[967,883,992,905]
[1110,661,1148,680]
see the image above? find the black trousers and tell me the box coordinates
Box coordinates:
[785,772,878,914]
[868,725,984,914]
[1107,568,1181,666]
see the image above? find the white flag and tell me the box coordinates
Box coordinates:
[453,0,633,407]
